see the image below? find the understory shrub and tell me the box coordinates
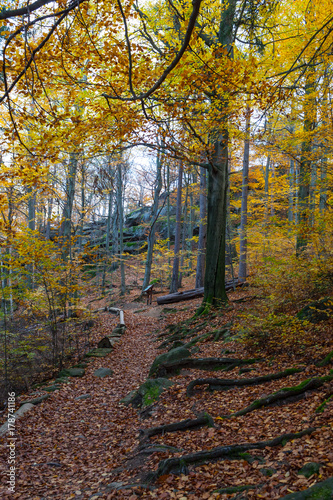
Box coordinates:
[240,313,315,355]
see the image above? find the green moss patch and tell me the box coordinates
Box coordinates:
[121,378,174,408]
[279,476,333,499]
[85,348,113,358]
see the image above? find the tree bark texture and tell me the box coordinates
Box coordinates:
[142,148,163,290]
[195,166,207,288]
[238,105,250,283]
[296,74,316,255]
[203,0,237,306]
[170,163,183,293]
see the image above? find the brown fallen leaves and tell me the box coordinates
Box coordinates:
[0,288,332,500]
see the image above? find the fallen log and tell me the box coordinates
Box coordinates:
[156,280,247,305]
[108,307,121,314]
[148,427,316,480]
[154,356,260,378]
[186,367,304,397]
[157,287,204,305]
[139,412,214,441]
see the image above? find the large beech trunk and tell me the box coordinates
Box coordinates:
[202,0,236,307]
[203,131,229,306]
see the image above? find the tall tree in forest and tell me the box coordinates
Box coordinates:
[195,166,207,288]
[238,105,251,283]
[142,147,163,291]
[117,162,126,295]
[60,153,78,261]
[296,72,317,256]
[202,0,237,306]
[170,162,183,293]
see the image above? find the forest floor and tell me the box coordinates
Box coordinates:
[0,278,333,500]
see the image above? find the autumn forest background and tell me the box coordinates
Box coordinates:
[0,0,333,499]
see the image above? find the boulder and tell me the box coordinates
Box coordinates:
[112,325,126,336]
[58,368,85,377]
[93,368,113,378]
[298,462,323,478]
[54,377,70,384]
[279,476,333,499]
[97,337,117,348]
[121,378,174,408]
[149,346,191,377]
[297,298,333,323]
[0,403,35,436]
[125,207,151,227]
[44,385,61,392]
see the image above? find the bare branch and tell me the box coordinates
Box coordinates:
[103,0,203,101]
[0,0,54,20]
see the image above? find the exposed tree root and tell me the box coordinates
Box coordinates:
[157,321,209,348]
[186,368,304,396]
[139,412,214,441]
[316,349,333,367]
[279,476,333,499]
[154,356,261,378]
[224,376,333,418]
[147,428,316,480]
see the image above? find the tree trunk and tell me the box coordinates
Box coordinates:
[117,164,126,295]
[26,186,36,289]
[319,157,327,212]
[61,152,78,261]
[195,166,207,288]
[142,148,163,290]
[101,165,114,295]
[170,163,183,293]
[309,159,317,226]
[78,162,86,251]
[188,179,195,270]
[296,74,316,256]
[166,161,171,267]
[264,155,270,222]
[202,0,237,307]
[27,187,36,231]
[238,105,250,283]
[288,158,295,223]
[204,132,229,306]
[179,176,189,287]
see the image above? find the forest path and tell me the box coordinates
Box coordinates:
[1,296,333,500]
[0,309,165,499]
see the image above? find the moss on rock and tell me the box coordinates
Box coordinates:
[279,476,333,499]
[121,378,174,408]
[149,346,191,377]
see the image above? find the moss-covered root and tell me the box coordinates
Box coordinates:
[186,368,303,397]
[316,350,333,367]
[155,356,261,378]
[279,476,333,499]
[226,376,333,418]
[149,428,315,480]
[139,412,214,441]
[315,395,333,413]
